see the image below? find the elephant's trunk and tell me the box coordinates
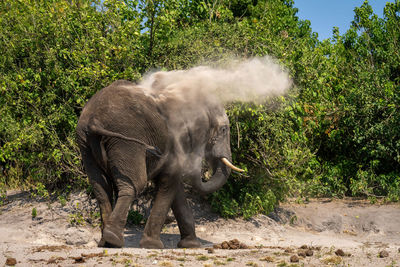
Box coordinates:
[192,158,231,195]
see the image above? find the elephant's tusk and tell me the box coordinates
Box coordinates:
[221,158,245,172]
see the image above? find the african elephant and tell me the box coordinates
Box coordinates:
[76,78,242,249]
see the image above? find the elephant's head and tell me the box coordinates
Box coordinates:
[191,108,234,195]
[170,100,243,195]
[146,72,243,194]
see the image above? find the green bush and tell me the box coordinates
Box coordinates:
[0,0,144,189]
[300,1,400,199]
[1,0,399,218]
[127,210,145,225]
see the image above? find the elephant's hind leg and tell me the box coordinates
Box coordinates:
[105,144,148,248]
[103,167,137,248]
[171,181,201,248]
[80,146,113,247]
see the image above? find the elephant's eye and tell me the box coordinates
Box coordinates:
[220,126,228,135]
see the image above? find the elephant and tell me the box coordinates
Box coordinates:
[76,78,243,249]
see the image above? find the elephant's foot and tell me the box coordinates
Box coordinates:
[97,237,106,247]
[139,234,164,249]
[177,236,201,248]
[98,237,120,248]
[102,227,124,248]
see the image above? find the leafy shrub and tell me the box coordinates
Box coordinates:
[0,0,144,190]
[1,0,399,219]
[127,210,145,225]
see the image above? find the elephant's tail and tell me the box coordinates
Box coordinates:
[87,119,162,157]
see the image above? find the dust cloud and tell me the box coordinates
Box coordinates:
[137,56,292,173]
[140,56,292,104]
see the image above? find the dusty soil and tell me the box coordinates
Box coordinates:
[1,191,399,266]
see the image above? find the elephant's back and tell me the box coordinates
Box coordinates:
[77,80,169,152]
[83,80,152,115]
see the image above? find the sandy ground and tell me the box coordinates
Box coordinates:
[1,191,399,266]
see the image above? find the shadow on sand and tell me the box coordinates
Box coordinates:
[123,227,213,248]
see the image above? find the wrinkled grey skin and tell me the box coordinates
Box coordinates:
[76,80,232,248]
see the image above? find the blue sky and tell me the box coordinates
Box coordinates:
[293,0,395,40]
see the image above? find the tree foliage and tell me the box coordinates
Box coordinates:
[1,0,399,215]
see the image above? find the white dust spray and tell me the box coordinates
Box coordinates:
[140,56,292,104]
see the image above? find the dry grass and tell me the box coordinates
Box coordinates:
[321,255,342,264]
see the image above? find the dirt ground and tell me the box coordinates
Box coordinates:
[1,190,399,267]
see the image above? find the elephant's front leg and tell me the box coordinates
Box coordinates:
[171,181,201,248]
[140,175,177,249]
